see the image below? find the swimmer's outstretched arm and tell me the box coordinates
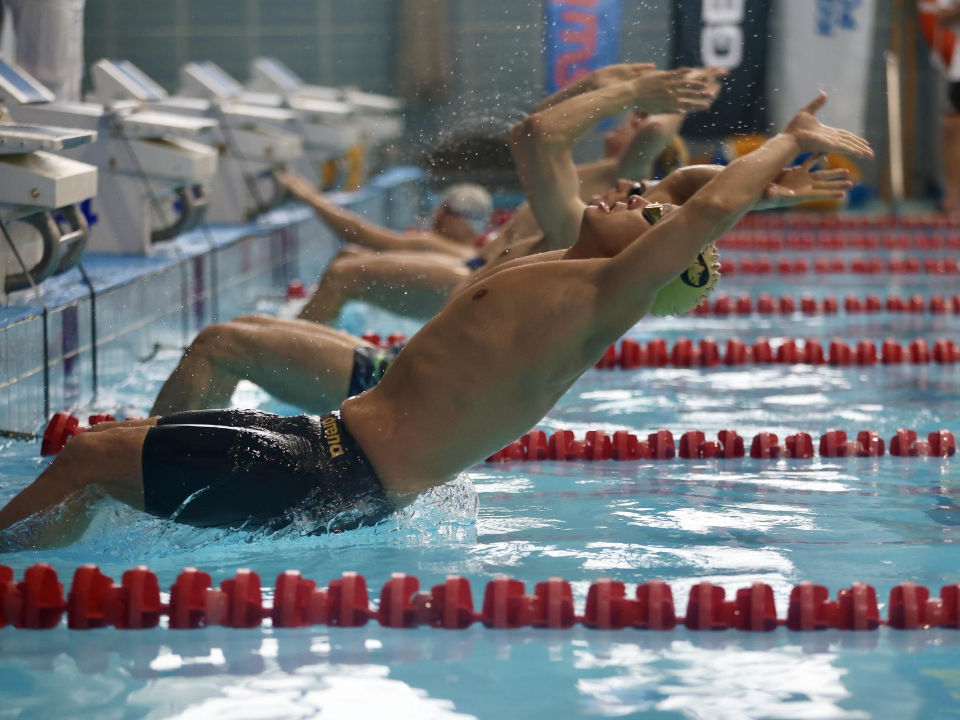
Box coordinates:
[614,112,685,181]
[615,69,725,181]
[528,63,656,114]
[571,112,689,201]
[647,160,853,210]
[278,172,472,258]
[598,94,873,328]
[512,70,716,251]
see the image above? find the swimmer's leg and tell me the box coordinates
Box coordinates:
[150,319,360,416]
[86,417,160,433]
[0,425,150,547]
[299,253,471,324]
[231,314,365,344]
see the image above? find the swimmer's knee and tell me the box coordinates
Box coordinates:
[233,314,270,324]
[318,259,366,296]
[334,245,369,260]
[322,256,354,279]
[190,322,243,360]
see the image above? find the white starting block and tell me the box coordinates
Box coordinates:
[0,59,219,255]
[178,60,360,185]
[0,113,97,303]
[87,59,303,224]
[248,57,405,145]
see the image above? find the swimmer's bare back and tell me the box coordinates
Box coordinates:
[343,95,874,501]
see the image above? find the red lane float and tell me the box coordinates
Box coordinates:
[285,280,308,300]
[7,563,960,633]
[693,293,960,316]
[361,332,407,349]
[717,256,959,275]
[719,234,960,252]
[593,338,960,369]
[486,428,956,463]
[38,412,124,457]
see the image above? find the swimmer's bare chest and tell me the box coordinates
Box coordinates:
[444,260,607,382]
[449,235,563,303]
[353,259,612,489]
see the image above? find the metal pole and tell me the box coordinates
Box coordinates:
[886,50,906,216]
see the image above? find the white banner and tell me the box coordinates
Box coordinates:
[768,0,877,138]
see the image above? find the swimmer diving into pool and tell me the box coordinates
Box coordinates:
[286,64,726,323]
[147,65,724,416]
[283,180,494,261]
[0,94,872,548]
[146,66,851,418]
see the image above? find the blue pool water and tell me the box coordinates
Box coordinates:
[3,256,960,718]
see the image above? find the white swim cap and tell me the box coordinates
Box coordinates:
[438,184,493,235]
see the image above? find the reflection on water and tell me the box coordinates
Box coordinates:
[3,627,958,719]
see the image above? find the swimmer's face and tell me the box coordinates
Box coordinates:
[591,179,643,210]
[433,206,479,244]
[579,196,677,256]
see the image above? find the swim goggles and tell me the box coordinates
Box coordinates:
[642,202,664,225]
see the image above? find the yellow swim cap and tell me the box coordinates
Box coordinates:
[649,244,721,317]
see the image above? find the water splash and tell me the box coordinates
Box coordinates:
[3,473,479,563]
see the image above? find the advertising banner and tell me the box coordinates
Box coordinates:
[769,0,877,138]
[672,0,772,137]
[544,0,623,94]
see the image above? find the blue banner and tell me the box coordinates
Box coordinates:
[544,0,623,94]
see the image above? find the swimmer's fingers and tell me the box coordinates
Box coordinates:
[800,153,825,172]
[673,80,711,95]
[673,82,717,112]
[817,131,873,159]
[811,171,853,187]
[812,180,854,192]
[676,98,715,112]
[811,168,851,181]
[601,63,657,84]
[826,129,873,157]
[841,131,874,157]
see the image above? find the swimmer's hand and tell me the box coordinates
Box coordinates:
[632,69,717,115]
[595,63,658,85]
[783,93,874,159]
[684,67,728,101]
[757,154,854,209]
[277,171,319,201]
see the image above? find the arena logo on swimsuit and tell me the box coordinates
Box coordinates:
[322,415,345,458]
[700,0,745,71]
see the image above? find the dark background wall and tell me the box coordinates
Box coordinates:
[84,0,940,194]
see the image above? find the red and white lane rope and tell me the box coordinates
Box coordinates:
[720,232,960,252]
[594,337,960,369]
[485,428,953,462]
[735,211,960,231]
[0,563,955,632]
[719,256,960,275]
[691,292,960,315]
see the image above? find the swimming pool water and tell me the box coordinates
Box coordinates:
[2,260,960,718]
